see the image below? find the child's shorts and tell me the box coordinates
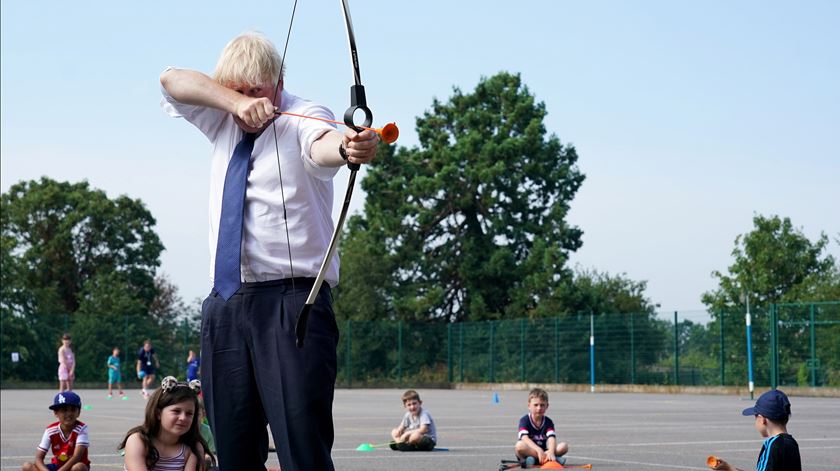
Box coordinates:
[108,370,121,384]
[46,464,88,471]
[390,435,435,451]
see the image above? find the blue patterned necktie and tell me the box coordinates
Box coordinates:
[214,132,257,300]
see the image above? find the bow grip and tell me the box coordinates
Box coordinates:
[343,84,372,171]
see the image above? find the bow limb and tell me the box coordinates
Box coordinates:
[294,0,371,347]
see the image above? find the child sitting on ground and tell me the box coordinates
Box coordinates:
[22,391,90,471]
[120,376,212,471]
[515,388,569,467]
[710,389,801,471]
[197,397,217,470]
[390,389,437,451]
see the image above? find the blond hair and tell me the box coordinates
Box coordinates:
[213,31,284,87]
[528,388,549,403]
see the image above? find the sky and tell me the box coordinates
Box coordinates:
[2,0,838,315]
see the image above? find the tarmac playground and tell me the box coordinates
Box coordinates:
[2,388,838,470]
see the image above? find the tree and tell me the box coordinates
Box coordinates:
[335,72,584,322]
[557,269,667,384]
[701,214,840,387]
[1,177,164,382]
[702,214,837,309]
[558,268,657,316]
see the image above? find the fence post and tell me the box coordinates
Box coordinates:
[769,304,777,389]
[719,310,725,386]
[673,311,679,386]
[809,303,816,387]
[459,322,464,382]
[630,312,636,385]
[183,318,188,377]
[124,314,129,381]
[554,317,559,384]
[447,323,453,383]
[346,320,352,388]
[589,313,595,393]
[489,321,495,383]
[519,318,525,383]
[397,320,403,385]
[745,301,755,399]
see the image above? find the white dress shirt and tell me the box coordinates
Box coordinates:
[161,79,341,288]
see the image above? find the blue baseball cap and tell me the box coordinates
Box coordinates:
[742,389,791,421]
[49,391,82,410]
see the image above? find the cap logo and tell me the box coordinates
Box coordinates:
[58,394,66,404]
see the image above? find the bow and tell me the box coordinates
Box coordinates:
[270,0,375,348]
[295,0,373,347]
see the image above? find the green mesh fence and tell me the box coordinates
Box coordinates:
[773,302,840,387]
[3,302,839,388]
[1,311,199,386]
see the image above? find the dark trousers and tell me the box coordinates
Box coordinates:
[201,278,339,471]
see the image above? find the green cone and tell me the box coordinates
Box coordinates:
[355,443,375,452]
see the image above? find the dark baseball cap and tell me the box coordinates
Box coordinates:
[742,389,791,420]
[49,391,82,410]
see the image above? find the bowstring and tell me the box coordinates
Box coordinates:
[272,0,299,299]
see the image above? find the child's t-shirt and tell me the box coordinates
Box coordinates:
[37,420,90,466]
[137,347,156,371]
[401,409,437,443]
[518,414,556,450]
[187,358,200,381]
[108,355,120,370]
[755,433,801,471]
[200,418,217,454]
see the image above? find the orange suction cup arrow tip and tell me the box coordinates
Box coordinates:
[376,122,399,143]
[706,455,721,469]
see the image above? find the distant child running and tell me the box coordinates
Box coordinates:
[390,390,437,451]
[120,376,211,471]
[57,334,75,392]
[107,347,125,399]
[515,388,568,467]
[710,389,801,471]
[22,391,90,471]
[185,350,200,382]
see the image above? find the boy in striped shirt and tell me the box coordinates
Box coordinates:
[515,388,569,467]
[711,389,801,471]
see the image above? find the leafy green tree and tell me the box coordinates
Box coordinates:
[556,269,667,384]
[1,177,164,382]
[335,72,584,322]
[558,268,657,315]
[702,215,840,387]
[702,214,836,309]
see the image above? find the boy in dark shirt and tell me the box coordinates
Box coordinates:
[711,389,801,471]
[514,388,568,467]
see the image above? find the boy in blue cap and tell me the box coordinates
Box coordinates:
[711,389,800,471]
[22,391,90,471]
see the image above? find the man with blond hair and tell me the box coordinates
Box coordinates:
[160,31,380,470]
